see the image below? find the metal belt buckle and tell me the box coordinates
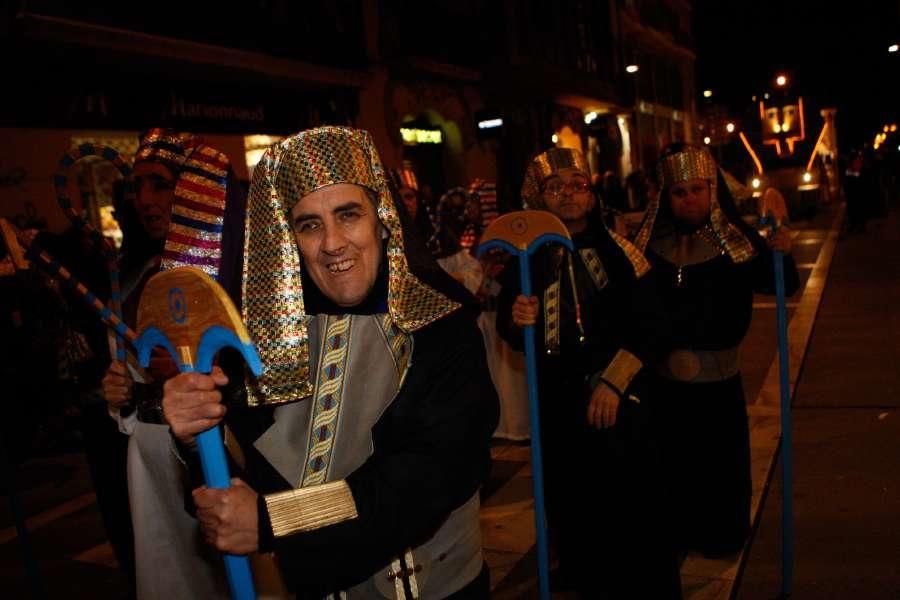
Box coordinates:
[668,349,702,382]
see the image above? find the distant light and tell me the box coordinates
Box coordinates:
[703,136,711,145]
[889,44,899,53]
[478,118,503,130]
[626,64,639,73]
[703,90,713,98]
[892,124,898,132]
[776,75,788,87]
[617,117,626,125]
[726,122,735,133]
[897,145,900,151]
[764,93,770,100]
[884,125,890,133]
[782,122,790,132]
[551,134,559,144]
[751,95,757,102]
[400,128,442,144]
[802,171,813,183]
[773,123,782,134]
[584,111,598,125]
[752,178,761,189]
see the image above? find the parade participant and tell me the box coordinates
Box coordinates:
[388,167,435,243]
[496,147,681,598]
[635,142,799,557]
[101,128,245,598]
[162,126,498,598]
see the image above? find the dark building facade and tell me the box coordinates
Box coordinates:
[2,0,696,228]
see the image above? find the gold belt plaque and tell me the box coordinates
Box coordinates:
[667,350,702,381]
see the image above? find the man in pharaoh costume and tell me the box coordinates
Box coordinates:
[102,129,248,598]
[635,142,798,558]
[162,127,499,598]
[496,147,681,598]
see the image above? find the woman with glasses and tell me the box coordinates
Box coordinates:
[496,147,681,598]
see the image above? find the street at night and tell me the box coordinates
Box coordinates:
[2,2,898,599]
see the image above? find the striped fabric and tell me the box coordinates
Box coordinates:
[161,144,230,276]
[469,179,499,228]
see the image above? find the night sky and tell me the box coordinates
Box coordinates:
[692,0,900,151]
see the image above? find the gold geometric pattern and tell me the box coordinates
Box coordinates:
[578,248,609,289]
[607,231,652,278]
[636,145,756,264]
[242,127,459,407]
[543,280,561,354]
[656,146,717,188]
[301,315,352,486]
[379,314,413,386]
[521,147,591,209]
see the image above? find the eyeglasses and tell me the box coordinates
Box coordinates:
[542,179,591,197]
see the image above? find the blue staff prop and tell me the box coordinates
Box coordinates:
[478,211,573,600]
[760,188,793,597]
[133,266,263,600]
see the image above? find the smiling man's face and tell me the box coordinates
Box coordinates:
[290,183,383,307]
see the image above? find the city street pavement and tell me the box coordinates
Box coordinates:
[737,203,900,599]
[3,200,897,599]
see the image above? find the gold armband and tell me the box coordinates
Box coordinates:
[600,349,643,394]
[264,480,358,538]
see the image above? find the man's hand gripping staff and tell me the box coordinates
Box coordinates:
[133,266,263,600]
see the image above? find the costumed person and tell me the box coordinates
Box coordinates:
[429,187,470,257]
[635,142,798,558]
[467,180,529,441]
[101,129,248,598]
[389,167,436,244]
[430,186,484,293]
[161,126,499,598]
[23,189,138,591]
[496,147,681,598]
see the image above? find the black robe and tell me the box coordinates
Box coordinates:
[496,224,682,599]
[646,238,800,557]
[208,268,499,598]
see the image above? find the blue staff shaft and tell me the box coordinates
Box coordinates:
[774,247,793,596]
[177,357,256,600]
[480,233,570,600]
[516,249,552,600]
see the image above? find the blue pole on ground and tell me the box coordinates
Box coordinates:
[764,212,793,597]
[479,229,573,600]
[774,246,793,597]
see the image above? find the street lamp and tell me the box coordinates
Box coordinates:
[776,74,788,87]
[703,136,711,145]
[625,64,639,73]
[726,122,735,133]
[889,44,898,53]
[703,89,713,98]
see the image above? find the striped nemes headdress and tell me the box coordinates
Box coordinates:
[136,128,232,278]
[242,126,460,406]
